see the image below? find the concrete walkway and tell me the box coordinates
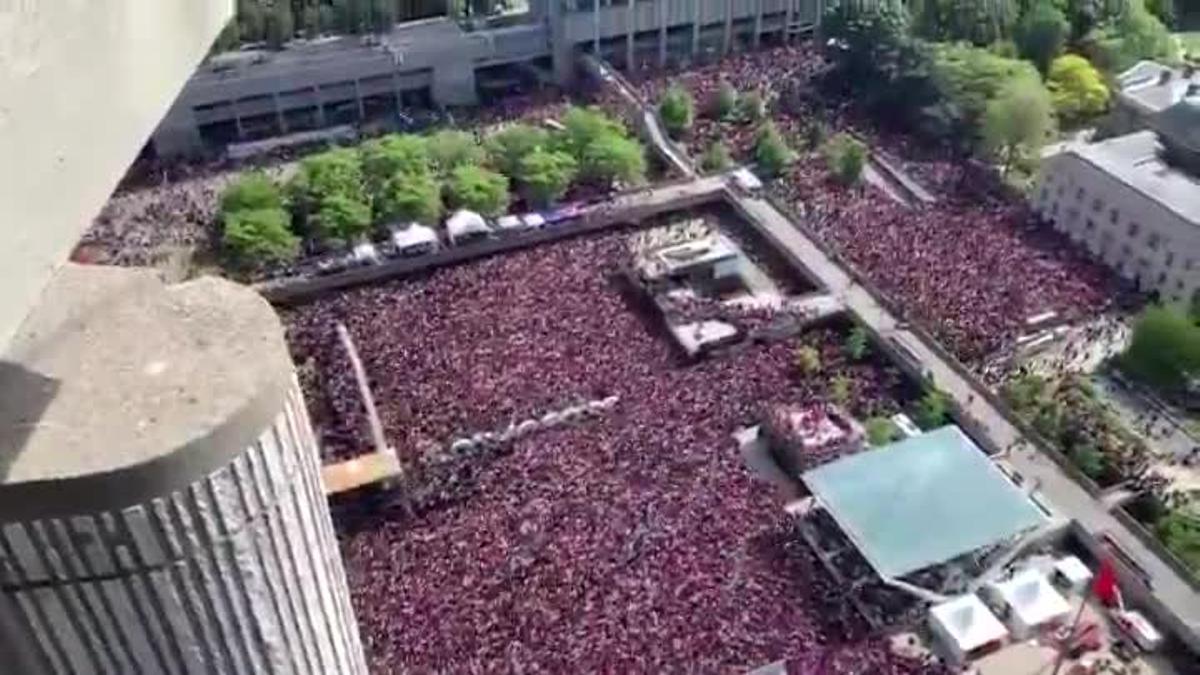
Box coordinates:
[732,192,1200,647]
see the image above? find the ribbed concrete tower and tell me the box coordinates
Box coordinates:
[0,265,367,675]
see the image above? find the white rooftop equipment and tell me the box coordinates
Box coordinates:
[521,212,547,229]
[1052,556,1094,595]
[671,320,740,357]
[445,209,492,244]
[646,235,740,282]
[390,224,439,256]
[928,594,1008,665]
[732,167,764,191]
[495,214,525,231]
[989,568,1071,639]
[351,241,381,265]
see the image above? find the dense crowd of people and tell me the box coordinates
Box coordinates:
[284,231,943,673]
[633,43,1128,367]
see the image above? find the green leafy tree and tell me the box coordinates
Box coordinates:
[831,375,854,407]
[223,208,299,264]
[518,148,578,207]
[375,170,443,224]
[659,86,695,138]
[981,78,1055,176]
[822,1,921,94]
[823,134,869,185]
[288,148,368,229]
[315,193,373,245]
[446,165,510,217]
[426,130,485,174]
[1156,508,1200,573]
[559,106,627,159]
[1121,305,1200,390]
[1117,0,1178,65]
[701,142,733,173]
[581,135,646,186]
[931,42,1042,136]
[319,3,339,33]
[1047,54,1110,123]
[738,91,767,123]
[484,124,551,178]
[265,3,295,48]
[1145,0,1175,27]
[844,326,871,360]
[713,81,739,120]
[1015,0,1070,73]
[360,134,430,192]
[793,345,822,375]
[755,123,794,178]
[913,388,951,430]
[220,172,283,214]
[865,417,902,445]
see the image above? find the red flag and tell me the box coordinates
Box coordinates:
[1093,558,1119,606]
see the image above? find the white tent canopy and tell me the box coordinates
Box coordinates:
[929,594,1007,663]
[445,210,492,244]
[990,569,1070,638]
[391,224,439,253]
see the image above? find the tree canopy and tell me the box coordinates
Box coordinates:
[1015,0,1070,72]
[659,86,695,138]
[823,134,869,185]
[446,164,510,217]
[315,193,373,244]
[701,142,733,173]
[360,134,430,191]
[1121,305,1200,391]
[581,134,647,186]
[930,42,1042,133]
[1047,54,1110,122]
[755,123,795,178]
[223,208,299,265]
[559,106,628,160]
[426,129,485,174]
[712,82,739,120]
[912,0,1020,45]
[220,172,284,214]
[484,124,551,178]
[982,77,1055,175]
[375,170,443,224]
[518,148,578,207]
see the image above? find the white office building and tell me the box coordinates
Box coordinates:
[1032,99,1200,308]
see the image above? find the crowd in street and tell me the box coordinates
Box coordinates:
[284,231,941,673]
[633,43,1128,367]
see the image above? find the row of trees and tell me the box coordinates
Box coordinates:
[220,106,647,265]
[908,0,1179,48]
[822,0,1136,177]
[215,0,446,50]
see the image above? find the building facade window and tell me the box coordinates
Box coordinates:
[1040,187,1049,202]
[1147,233,1160,250]
[1076,187,1085,200]
[1086,219,1096,231]
[1091,198,1103,212]
[1127,222,1140,238]
[1109,208,1119,224]
[1166,252,1175,267]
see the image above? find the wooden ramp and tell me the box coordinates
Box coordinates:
[321,452,402,496]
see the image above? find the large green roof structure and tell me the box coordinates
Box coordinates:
[803,426,1047,579]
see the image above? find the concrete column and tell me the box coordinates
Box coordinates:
[314,85,328,128]
[594,0,601,55]
[232,98,247,141]
[723,0,733,55]
[273,91,289,135]
[550,0,577,85]
[431,61,479,106]
[754,0,763,48]
[353,79,366,121]
[784,0,793,43]
[0,266,368,675]
[692,0,701,56]
[658,0,668,68]
[626,0,635,70]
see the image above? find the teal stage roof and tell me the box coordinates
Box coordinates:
[803,426,1047,579]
